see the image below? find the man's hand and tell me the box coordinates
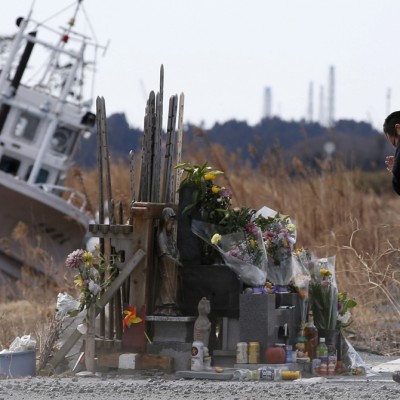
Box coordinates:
[386,155,394,172]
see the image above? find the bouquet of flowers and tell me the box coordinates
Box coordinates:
[176,162,231,225]
[308,257,338,330]
[192,219,268,286]
[65,246,117,315]
[253,206,297,285]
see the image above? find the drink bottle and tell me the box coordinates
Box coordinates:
[304,311,318,360]
[317,337,328,375]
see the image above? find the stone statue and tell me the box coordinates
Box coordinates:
[193,297,211,348]
[154,207,182,316]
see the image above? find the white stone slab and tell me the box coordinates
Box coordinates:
[371,358,400,373]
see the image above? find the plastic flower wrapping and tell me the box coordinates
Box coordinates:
[308,256,339,330]
[253,206,297,286]
[191,205,299,288]
[191,219,267,287]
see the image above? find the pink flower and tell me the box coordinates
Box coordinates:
[65,249,85,269]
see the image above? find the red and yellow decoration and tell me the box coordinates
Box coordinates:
[123,305,142,331]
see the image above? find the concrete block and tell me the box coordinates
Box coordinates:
[145,316,196,343]
[222,317,239,351]
[212,350,236,368]
[239,293,303,362]
[175,370,234,380]
[118,353,138,370]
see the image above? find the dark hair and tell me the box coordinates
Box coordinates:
[384,111,400,137]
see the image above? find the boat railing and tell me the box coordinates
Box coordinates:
[36,183,87,212]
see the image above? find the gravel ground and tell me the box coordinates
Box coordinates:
[1,351,400,400]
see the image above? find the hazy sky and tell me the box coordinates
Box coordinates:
[1,0,399,131]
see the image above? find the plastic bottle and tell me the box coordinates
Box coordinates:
[285,344,293,363]
[327,344,337,376]
[316,337,328,375]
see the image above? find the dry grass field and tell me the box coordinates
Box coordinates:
[1,140,400,358]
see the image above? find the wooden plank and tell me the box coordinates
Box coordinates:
[137,354,173,372]
[129,150,136,205]
[130,202,178,219]
[48,249,146,369]
[97,352,171,371]
[162,94,178,203]
[174,92,185,204]
[97,352,124,369]
[152,66,163,203]
[100,96,114,225]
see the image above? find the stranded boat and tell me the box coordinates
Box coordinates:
[0,2,100,285]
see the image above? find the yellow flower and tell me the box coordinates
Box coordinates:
[83,251,94,267]
[287,223,296,232]
[212,185,219,194]
[204,173,216,181]
[211,233,222,245]
[74,275,83,287]
[320,268,332,278]
[249,239,255,248]
[282,239,289,247]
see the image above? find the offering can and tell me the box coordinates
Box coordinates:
[236,342,248,364]
[191,341,204,371]
[248,342,260,364]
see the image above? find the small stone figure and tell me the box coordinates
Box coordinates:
[154,207,182,316]
[193,297,211,348]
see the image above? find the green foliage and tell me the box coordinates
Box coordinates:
[176,162,230,226]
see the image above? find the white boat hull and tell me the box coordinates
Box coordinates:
[0,170,89,282]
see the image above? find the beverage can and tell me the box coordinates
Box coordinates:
[232,369,250,381]
[248,342,260,364]
[236,342,248,364]
[191,341,204,371]
[281,370,301,380]
[258,366,278,380]
[248,369,260,380]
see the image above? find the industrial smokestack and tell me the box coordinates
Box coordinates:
[328,65,335,127]
[263,86,272,119]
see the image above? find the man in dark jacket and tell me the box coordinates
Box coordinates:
[384,111,400,195]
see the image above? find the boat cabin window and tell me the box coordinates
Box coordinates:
[14,113,40,142]
[25,166,49,184]
[50,126,77,155]
[0,155,20,175]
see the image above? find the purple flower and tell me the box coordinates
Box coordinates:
[65,249,85,269]
[245,223,258,236]
[219,188,232,199]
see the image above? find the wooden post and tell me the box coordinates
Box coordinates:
[85,303,96,373]
[48,249,145,370]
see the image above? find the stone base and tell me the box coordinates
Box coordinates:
[221,317,239,351]
[146,342,192,372]
[233,362,298,370]
[175,369,234,380]
[239,293,303,362]
[212,350,236,368]
[145,315,196,343]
